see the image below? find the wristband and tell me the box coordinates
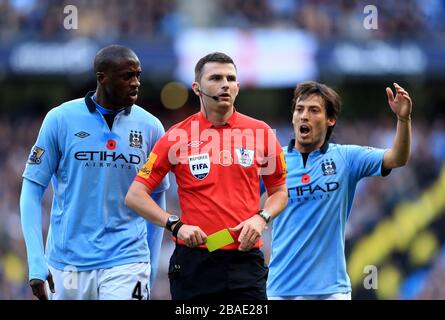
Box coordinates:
[172,221,184,238]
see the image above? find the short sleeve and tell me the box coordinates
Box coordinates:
[150,118,170,193]
[343,145,387,182]
[135,133,173,192]
[260,126,287,190]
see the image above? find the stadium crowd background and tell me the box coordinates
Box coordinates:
[1,0,444,39]
[1,0,445,300]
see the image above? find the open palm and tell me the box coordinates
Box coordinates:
[386,83,412,119]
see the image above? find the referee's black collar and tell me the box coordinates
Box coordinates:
[84,91,132,115]
[287,139,329,154]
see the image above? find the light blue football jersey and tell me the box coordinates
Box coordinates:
[267,141,387,296]
[23,92,169,271]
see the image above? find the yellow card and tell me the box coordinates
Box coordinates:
[206,229,235,252]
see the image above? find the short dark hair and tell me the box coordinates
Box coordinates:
[194,52,237,82]
[94,45,138,73]
[291,81,342,141]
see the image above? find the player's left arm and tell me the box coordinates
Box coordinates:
[383,83,413,170]
[146,191,166,290]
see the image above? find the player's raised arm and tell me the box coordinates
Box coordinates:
[383,83,413,170]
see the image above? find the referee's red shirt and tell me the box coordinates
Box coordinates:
[135,111,287,250]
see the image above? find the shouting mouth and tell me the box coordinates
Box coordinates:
[299,124,311,138]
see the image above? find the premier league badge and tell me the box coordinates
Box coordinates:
[27,146,45,164]
[235,147,254,167]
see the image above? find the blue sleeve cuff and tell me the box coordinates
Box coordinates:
[146,191,166,288]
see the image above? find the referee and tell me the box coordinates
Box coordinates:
[126,52,288,300]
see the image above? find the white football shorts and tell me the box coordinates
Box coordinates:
[47,262,150,300]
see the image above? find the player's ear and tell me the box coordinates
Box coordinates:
[327,117,336,127]
[96,72,106,84]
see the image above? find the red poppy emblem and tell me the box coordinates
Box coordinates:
[302,174,310,184]
[106,139,117,150]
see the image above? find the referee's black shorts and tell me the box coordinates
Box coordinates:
[168,245,268,300]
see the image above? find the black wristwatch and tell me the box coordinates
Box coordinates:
[166,215,180,232]
[257,209,271,224]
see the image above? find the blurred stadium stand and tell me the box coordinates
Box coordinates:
[1,0,445,300]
